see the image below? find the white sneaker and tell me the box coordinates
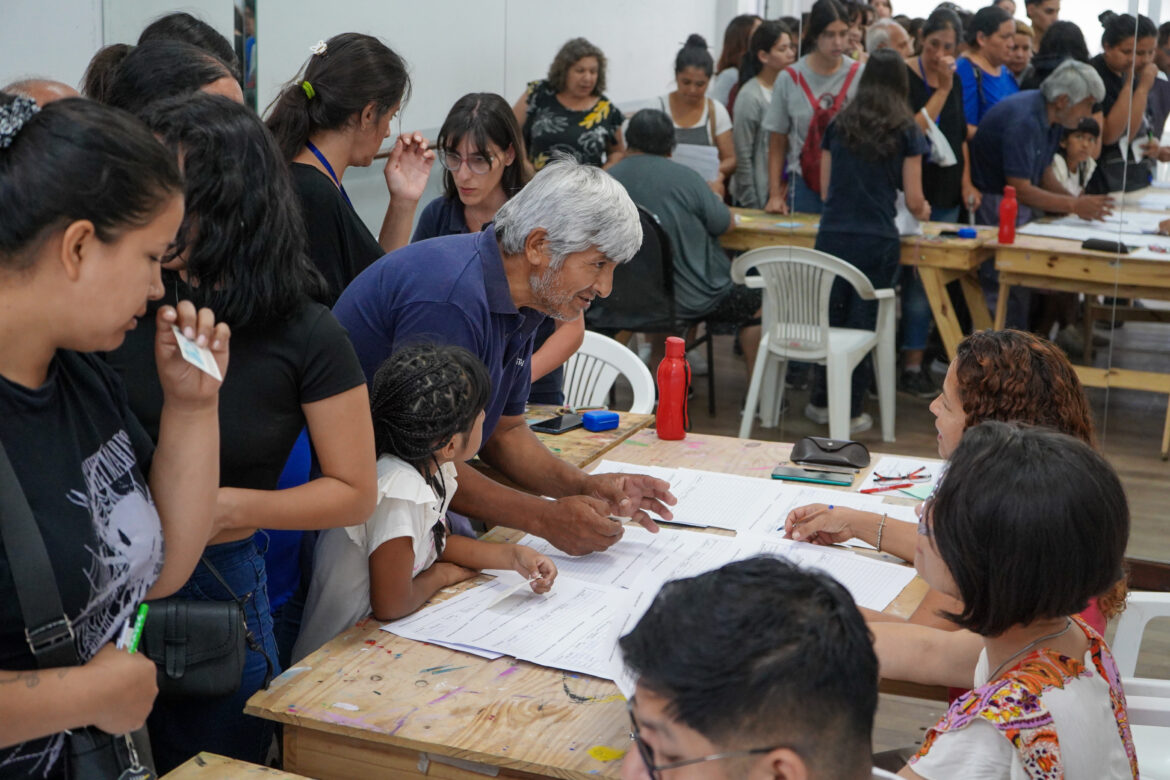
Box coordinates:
[804,403,829,424]
[803,403,872,434]
[687,348,709,376]
[849,412,873,434]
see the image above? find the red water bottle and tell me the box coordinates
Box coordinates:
[998,185,1017,244]
[655,336,690,440]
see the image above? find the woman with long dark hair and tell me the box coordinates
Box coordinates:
[731,20,796,208]
[97,39,242,113]
[710,13,762,106]
[105,95,377,771]
[266,33,432,304]
[763,0,862,215]
[804,48,929,432]
[0,93,227,778]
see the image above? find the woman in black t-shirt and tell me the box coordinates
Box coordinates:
[0,95,227,778]
[1087,12,1166,193]
[106,95,377,773]
[266,33,434,304]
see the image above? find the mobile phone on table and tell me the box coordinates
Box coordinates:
[529,413,583,434]
[771,465,853,486]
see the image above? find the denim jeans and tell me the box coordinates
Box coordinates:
[147,537,281,773]
[790,173,824,215]
[809,232,902,417]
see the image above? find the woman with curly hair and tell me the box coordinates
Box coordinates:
[785,329,1124,633]
[511,37,625,170]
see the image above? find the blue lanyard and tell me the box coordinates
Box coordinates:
[306,141,352,207]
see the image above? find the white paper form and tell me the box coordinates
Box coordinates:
[735,534,917,611]
[589,459,678,483]
[667,468,793,530]
[607,588,654,699]
[382,576,635,681]
[510,527,743,592]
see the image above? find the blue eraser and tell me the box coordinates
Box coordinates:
[958,227,977,239]
[582,410,620,432]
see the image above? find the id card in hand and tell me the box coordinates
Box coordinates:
[170,325,222,381]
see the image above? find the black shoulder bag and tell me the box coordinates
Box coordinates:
[0,440,156,779]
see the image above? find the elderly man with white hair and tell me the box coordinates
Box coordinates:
[334,157,676,556]
[969,58,1114,327]
[970,58,1113,225]
[866,18,914,59]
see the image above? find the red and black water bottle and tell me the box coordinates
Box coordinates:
[998,185,1018,244]
[656,336,690,440]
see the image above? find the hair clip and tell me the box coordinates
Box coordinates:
[309,40,327,56]
[301,80,316,100]
[0,96,40,150]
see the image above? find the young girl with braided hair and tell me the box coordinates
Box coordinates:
[292,344,557,661]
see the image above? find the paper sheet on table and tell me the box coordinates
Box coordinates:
[589,459,677,483]
[607,588,654,699]
[508,527,735,590]
[735,534,918,611]
[672,143,720,182]
[858,456,941,497]
[1047,212,1166,232]
[382,575,634,681]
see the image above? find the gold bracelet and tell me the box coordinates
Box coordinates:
[876,513,887,553]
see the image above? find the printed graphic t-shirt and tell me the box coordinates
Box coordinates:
[0,350,163,777]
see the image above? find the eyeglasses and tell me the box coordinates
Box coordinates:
[626,698,789,779]
[437,149,495,175]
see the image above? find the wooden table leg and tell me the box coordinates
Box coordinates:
[918,267,966,360]
[958,273,993,332]
[1163,395,1170,461]
[993,281,1010,330]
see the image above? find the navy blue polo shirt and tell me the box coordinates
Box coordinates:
[412,195,472,242]
[332,229,546,446]
[970,90,1062,195]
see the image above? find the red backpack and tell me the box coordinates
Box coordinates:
[790,62,860,196]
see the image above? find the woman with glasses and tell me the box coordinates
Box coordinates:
[785,329,1123,633]
[874,423,1136,779]
[512,37,625,171]
[414,93,582,406]
[266,33,433,305]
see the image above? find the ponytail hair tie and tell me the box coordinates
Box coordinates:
[301,80,316,100]
[0,96,40,150]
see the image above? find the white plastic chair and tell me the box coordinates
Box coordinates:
[563,330,656,414]
[730,246,896,442]
[1110,591,1170,777]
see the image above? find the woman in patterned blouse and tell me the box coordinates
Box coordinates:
[511,37,625,171]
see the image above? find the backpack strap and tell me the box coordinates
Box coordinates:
[790,68,818,109]
[707,98,717,144]
[832,62,861,111]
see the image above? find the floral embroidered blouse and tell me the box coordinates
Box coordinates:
[521,79,623,170]
[909,616,1138,779]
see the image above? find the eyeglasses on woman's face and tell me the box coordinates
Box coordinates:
[437,148,495,175]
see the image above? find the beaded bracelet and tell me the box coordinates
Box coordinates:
[876,513,888,553]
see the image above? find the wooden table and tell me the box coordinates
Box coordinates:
[992,234,1170,457]
[247,432,932,779]
[163,752,309,779]
[721,208,996,360]
[526,407,654,468]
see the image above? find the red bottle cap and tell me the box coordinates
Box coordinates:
[665,336,685,358]
[1004,185,1016,197]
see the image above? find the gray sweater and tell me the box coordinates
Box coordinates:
[731,78,771,209]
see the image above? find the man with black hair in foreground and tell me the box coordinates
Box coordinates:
[619,556,896,780]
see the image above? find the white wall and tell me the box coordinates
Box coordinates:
[102,0,234,48]
[0,0,103,88]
